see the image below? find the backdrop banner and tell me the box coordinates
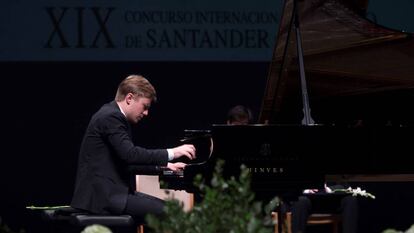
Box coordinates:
[0,0,283,61]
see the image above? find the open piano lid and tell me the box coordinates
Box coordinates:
[260,0,414,125]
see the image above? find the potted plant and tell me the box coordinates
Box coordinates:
[146,160,279,233]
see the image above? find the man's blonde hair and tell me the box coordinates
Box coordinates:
[115,75,157,102]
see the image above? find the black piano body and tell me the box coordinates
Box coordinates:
[160,124,414,202]
[163,125,325,201]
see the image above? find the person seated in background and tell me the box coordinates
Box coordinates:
[226,105,254,125]
[290,182,358,233]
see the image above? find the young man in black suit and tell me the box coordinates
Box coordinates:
[71,75,196,222]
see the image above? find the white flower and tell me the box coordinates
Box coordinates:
[335,187,375,199]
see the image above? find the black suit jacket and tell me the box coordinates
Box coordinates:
[71,101,168,214]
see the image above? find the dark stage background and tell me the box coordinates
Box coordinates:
[0,61,413,233]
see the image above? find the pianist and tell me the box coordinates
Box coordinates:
[71,75,196,223]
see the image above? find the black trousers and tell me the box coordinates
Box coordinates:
[290,195,358,233]
[123,192,165,224]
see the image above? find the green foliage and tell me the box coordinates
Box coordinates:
[146,160,279,233]
[382,224,414,233]
[0,219,25,233]
[26,205,70,210]
[382,230,400,233]
[81,224,113,233]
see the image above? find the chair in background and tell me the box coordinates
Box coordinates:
[272,211,341,233]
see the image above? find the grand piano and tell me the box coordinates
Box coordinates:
[159,0,414,201]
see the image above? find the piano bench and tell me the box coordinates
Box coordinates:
[41,207,144,233]
[272,212,341,233]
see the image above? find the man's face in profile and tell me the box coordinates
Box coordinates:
[126,95,152,124]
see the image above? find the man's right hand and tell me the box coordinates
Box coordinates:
[171,144,196,160]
